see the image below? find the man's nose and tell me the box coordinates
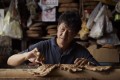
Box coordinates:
[62,30,68,37]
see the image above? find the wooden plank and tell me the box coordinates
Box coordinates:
[0,69,120,80]
[0,69,34,78]
[0,69,92,79]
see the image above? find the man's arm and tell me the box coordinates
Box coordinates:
[7,48,42,67]
[7,53,28,67]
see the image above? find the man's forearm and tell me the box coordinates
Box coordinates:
[7,53,28,67]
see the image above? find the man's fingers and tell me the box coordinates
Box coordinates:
[37,52,45,62]
[79,59,88,66]
[74,58,90,67]
[74,58,85,67]
[34,51,45,65]
[33,48,39,56]
[74,58,79,64]
[77,59,86,66]
[32,48,38,53]
[39,54,44,61]
[74,58,84,64]
[30,48,46,65]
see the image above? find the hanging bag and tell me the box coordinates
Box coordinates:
[2,0,22,39]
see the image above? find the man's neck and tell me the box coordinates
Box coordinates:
[56,38,70,51]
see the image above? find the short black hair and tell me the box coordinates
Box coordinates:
[58,10,82,33]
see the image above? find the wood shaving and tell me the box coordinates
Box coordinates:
[29,58,112,77]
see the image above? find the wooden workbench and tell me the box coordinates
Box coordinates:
[0,68,120,80]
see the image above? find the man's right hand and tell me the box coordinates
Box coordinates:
[24,48,45,64]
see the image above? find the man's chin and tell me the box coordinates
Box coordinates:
[60,41,67,46]
[57,38,68,45]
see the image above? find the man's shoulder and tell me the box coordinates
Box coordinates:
[74,42,88,51]
[35,37,56,46]
[36,39,51,45]
[75,42,84,48]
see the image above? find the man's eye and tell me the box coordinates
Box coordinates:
[61,29,64,32]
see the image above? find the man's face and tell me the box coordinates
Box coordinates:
[57,23,76,46]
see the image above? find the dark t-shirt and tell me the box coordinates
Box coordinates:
[20,37,100,65]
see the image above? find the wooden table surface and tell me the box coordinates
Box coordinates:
[0,68,120,80]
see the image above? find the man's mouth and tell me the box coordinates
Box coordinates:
[60,38,65,41]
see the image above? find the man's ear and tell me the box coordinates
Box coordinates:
[57,25,60,30]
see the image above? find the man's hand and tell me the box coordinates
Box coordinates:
[74,58,91,68]
[74,58,112,71]
[24,48,45,65]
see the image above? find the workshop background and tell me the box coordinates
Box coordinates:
[0,0,120,68]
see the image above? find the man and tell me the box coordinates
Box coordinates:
[7,10,100,67]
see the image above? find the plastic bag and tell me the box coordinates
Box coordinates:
[0,9,4,36]
[86,2,102,29]
[3,20,22,39]
[97,33,120,46]
[115,1,120,13]
[94,5,106,22]
[105,15,113,33]
[89,15,105,39]
[2,0,22,39]
[0,17,4,36]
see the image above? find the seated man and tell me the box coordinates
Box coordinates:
[7,10,100,67]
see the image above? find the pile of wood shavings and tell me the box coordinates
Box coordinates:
[29,64,111,77]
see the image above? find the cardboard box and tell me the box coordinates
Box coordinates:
[87,45,119,62]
